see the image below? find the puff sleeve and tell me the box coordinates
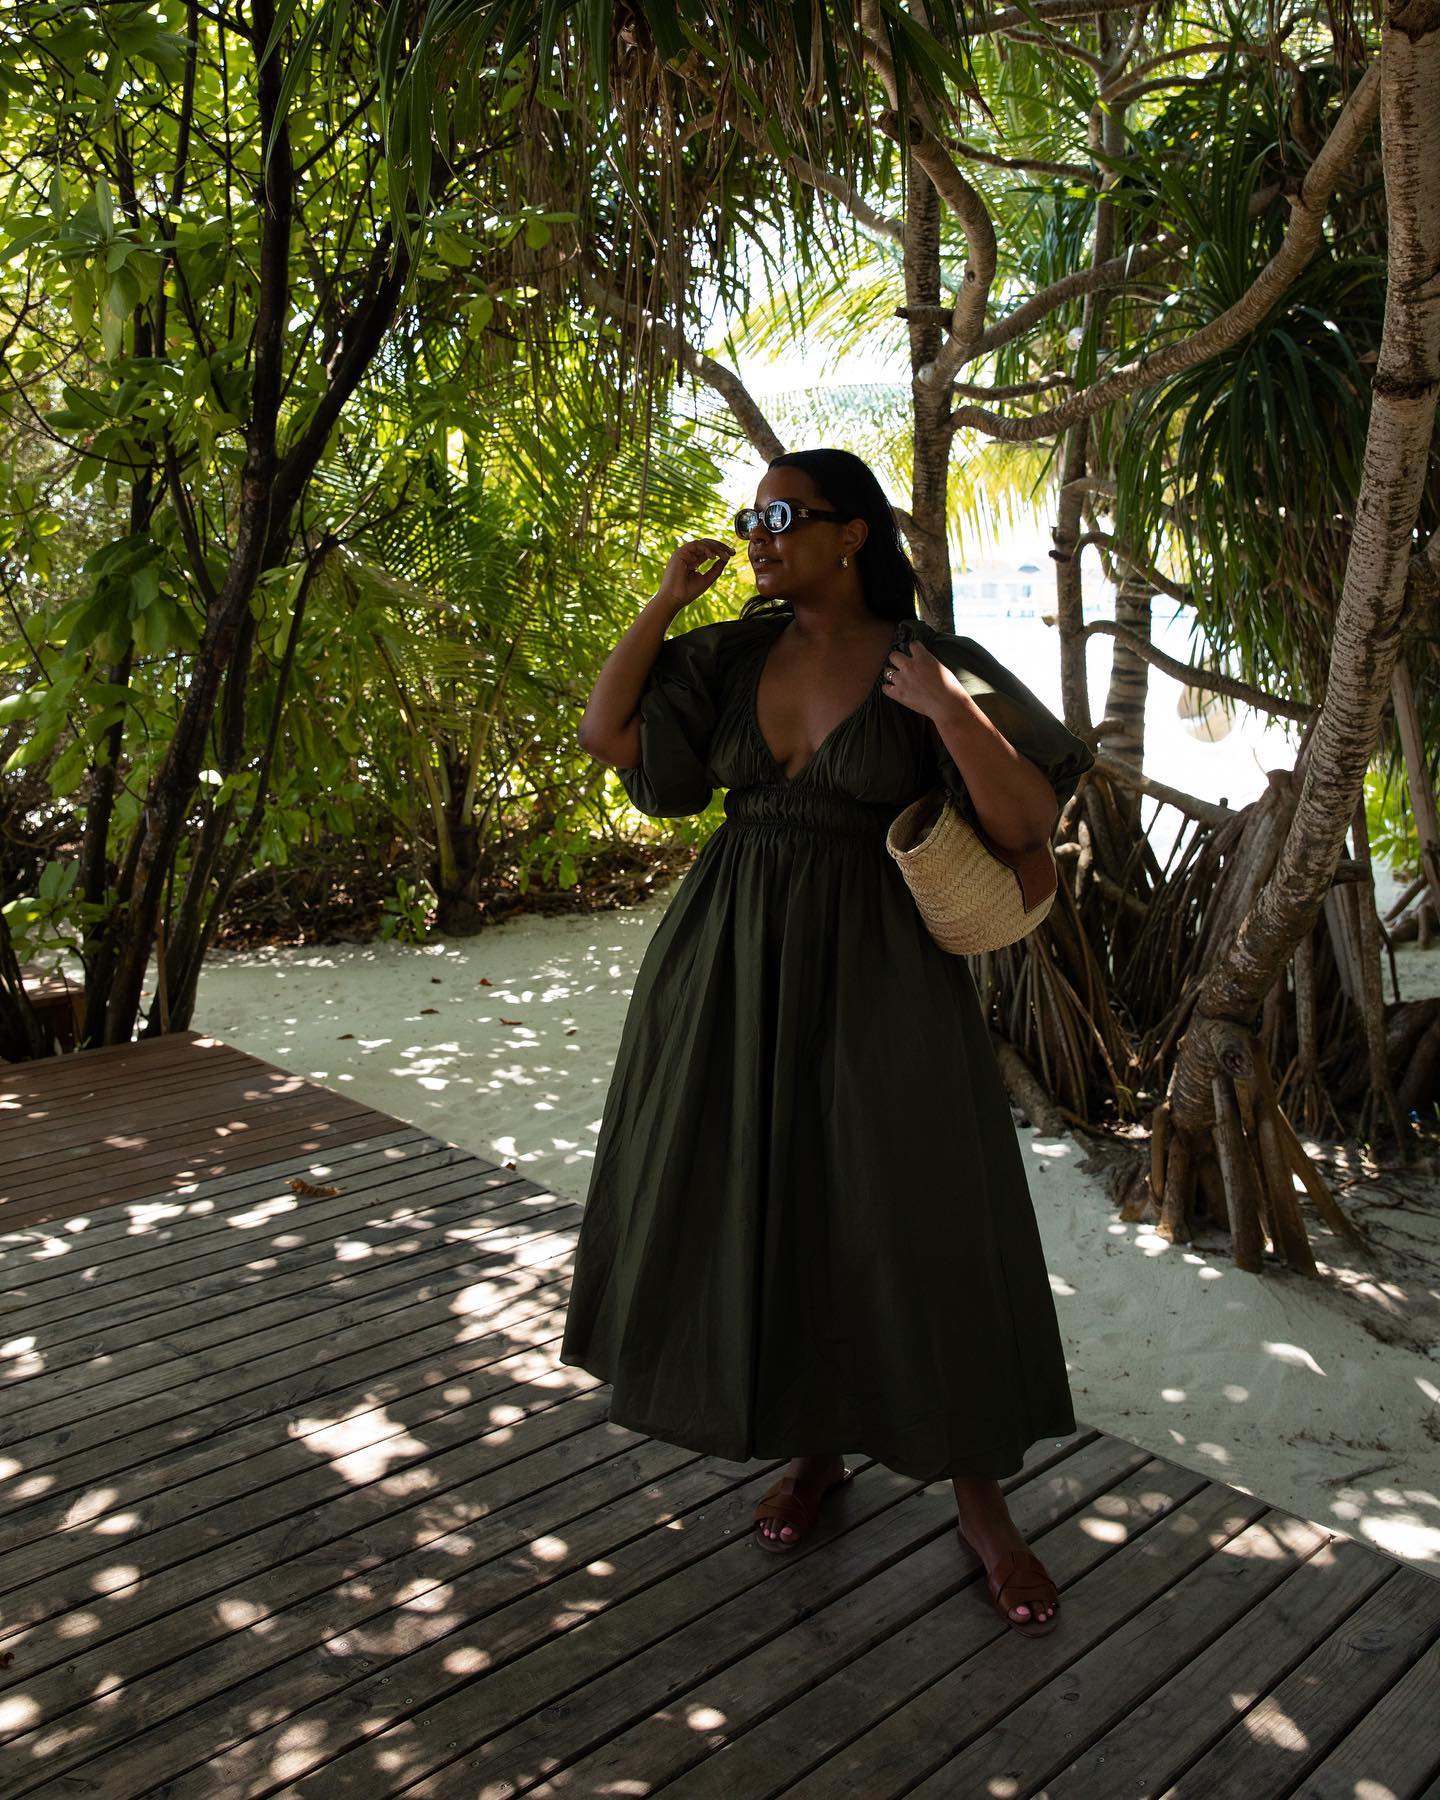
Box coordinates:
[926,632,1095,833]
[612,621,726,818]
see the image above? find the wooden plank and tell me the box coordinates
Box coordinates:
[5,1054,381,1157]
[0,1261,577,1553]
[902,1520,1348,1798]
[6,1032,1430,1800]
[0,1090,393,1202]
[0,1139,511,1334]
[546,1451,1220,1800]
[197,1433,1122,1798]
[0,1311,582,1719]
[1039,1534,1397,1798]
[0,1144,468,1346]
[0,1163,551,1395]
[0,1108,407,1229]
[0,1122,440,1260]
[3,1406,748,1799]
[0,1031,212,1098]
[1156,1565,1440,1798]
[0,1030,316,1097]
[4,1057,272,1135]
[0,1180,576,1423]
[765,1494,1298,1800]
[2,1051,327,1151]
[0,1033,414,1232]
[1288,1633,1440,1797]
[0,1209,582,1484]
[0,1034,256,1117]
[0,1279,575,1592]
[0,1166,550,1389]
[552,1468,1278,1800]
[0,1130,454,1308]
[2,1378,629,1794]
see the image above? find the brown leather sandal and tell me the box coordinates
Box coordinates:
[752,1463,854,1553]
[958,1527,1061,1637]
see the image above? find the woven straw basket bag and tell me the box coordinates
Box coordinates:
[885,787,1058,955]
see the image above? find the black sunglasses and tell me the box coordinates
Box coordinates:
[734,499,848,537]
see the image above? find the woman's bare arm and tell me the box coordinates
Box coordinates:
[577,594,683,768]
[578,537,734,768]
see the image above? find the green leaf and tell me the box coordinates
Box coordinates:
[4,719,64,772]
[434,229,472,267]
[0,221,52,263]
[108,263,141,315]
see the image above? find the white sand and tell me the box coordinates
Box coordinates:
[193,875,1440,1581]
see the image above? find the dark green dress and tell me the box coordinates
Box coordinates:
[558,606,1095,1481]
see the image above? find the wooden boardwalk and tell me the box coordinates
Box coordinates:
[1,1037,1438,1798]
[0,1030,401,1231]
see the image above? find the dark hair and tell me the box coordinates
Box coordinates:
[737,448,920,625]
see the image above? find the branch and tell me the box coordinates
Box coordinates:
[579,268,786,461]
[1000,28,1106,71]
[942,133,1096,183]
[1074,528,1191,602]
[971,232,1186,364]
[948,63,1381,440]
[1102,37,1303,105]
[950,372,1075,399]
[1080,622,1314,720]
[1062,471,1182,531]
[267,232,408,539]
[709,86,904,244]
[1091,751,1240,824]
[972,0,1159,31]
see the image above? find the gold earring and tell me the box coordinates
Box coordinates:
[840,554,849,567]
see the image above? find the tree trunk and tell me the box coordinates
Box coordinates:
[1101,568,1153,835]
[902,150,955,621]
[1158,5,1440,1258]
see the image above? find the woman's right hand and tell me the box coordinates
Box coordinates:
[655,538,736,611]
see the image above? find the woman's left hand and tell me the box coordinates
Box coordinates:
[878,637,966,723]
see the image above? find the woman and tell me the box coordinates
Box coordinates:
[560,448,1094,1635]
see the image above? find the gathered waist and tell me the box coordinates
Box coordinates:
[723,783,903,840]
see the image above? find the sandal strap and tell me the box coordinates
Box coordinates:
[990,1548,1058,1611]
[753,1482,817,1532]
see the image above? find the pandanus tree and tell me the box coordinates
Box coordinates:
[363,0,1439,1274]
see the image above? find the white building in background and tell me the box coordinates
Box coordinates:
[951,552,1115,621]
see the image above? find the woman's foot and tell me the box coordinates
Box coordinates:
[755,1453,848,1545]
[952,1474,1057,1626]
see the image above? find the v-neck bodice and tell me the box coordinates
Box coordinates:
[748,615,908,786]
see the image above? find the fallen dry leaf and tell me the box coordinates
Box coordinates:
[288,1177,341,1198]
